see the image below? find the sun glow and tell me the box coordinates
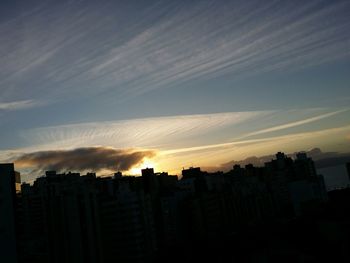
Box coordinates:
[128,158,157,175]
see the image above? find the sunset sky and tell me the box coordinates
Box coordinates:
[1,0,350,181]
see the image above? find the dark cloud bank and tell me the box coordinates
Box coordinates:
[14,147,155,173]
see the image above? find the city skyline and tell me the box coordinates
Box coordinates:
[3,151,344,262]
[1,0,350,180]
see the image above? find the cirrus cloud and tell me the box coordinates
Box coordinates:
[0,100,39,111]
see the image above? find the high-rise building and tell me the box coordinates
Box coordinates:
[98,177,157,263]
[20,172,103,263]
[265,152,327,216]
[0,163,19,263]
[141,168,159,197]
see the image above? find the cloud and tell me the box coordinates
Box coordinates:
[0,0,349,102]
[83,0,350,97]
[162,123,350,156]
[21,111,265,149]
[0,100,39,111]
[161,137,274,155]
[13,147,156,173]
[239,109,349,138]
[14,108,349,156]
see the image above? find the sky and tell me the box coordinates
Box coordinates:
[0,0,350,181]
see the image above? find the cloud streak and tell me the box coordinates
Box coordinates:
[162,123,350,155]
[240,109,349,138]
[15,108,348,154]
[0,100,39,111]
[0,0,349,102]
[21,111,265,149]
[13,147,155,173]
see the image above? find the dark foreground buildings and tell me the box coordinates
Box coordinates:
[1,152,350,262]
[0,164,21,263]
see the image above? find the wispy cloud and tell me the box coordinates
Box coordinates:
[20,111,266,150]
[84,0,350,97]
[163,124,350,156]
[160,137,274,155]
[0,100,39,111]
[13,107,348,155]
[240,109,349,139]
[0,0,349,102]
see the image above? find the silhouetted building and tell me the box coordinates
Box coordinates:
[0,163,19,263]
[181,167,201,179]
[98,176,157,263]
[7,151,332,262]
[264,152,327,216]
[142,168,159,196]
[20,172,102,263]
[156,172,177,192]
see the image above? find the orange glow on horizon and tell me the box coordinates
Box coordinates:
[128,158,157,175]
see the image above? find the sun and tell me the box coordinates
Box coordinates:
[128,158,157,175]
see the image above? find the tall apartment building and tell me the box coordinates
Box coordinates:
[20,172,102,263]
[0,163,19,263]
